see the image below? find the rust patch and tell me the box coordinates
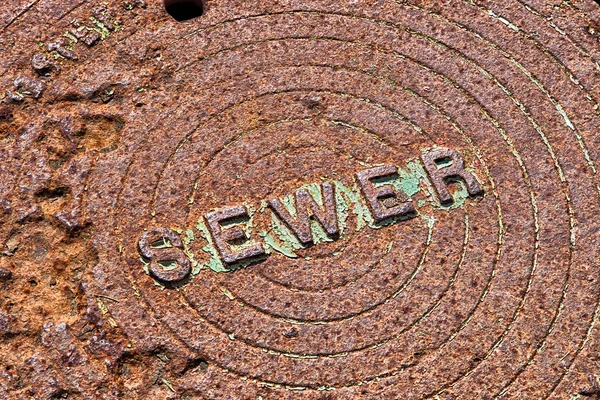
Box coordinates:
[1,0,600,398]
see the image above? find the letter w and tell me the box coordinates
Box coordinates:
[268,182,339,246]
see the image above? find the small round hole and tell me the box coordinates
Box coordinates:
[164,0,204,22]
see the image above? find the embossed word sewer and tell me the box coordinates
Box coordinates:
[137,147,484,285]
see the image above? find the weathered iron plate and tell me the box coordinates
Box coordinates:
[1,0,600,398]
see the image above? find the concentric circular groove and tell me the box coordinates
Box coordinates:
[2,0,600,398]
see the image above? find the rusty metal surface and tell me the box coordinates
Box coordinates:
[1,0,600,399]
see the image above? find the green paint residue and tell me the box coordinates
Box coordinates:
[150,237,172,249]
[258,200,301,257]
[354,201,373,231]
[333,181,373,231]
[139,257,150,275]
[310,218,334,244]
[159,260,178,271]
[281,194,297,216]
[437,179,470,211]
[302,183,324,206]
[266,182,337,252]
[334,185,350,235]
[262,232,298,258]
[184,229,195,242]
[397,160,429,198]
[421,214,437,233]
[386,241,394,253]
[267,210,304,257]
[435,157,453,169]
[259,199,268,213]
[303,183,335,244]
[89,17,111,39]
[63,32,78,44]
[195,219,228,273]
[165,157,482,273]
[182,228,202,276]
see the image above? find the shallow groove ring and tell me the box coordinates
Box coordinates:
[1,0,598,399]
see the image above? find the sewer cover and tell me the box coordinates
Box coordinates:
[1,0,600,399]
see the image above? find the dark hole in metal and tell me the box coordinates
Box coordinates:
[164,0,204,21]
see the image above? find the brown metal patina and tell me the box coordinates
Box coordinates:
[1,0,600,399]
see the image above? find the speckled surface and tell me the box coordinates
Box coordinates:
[1,0,600,398]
